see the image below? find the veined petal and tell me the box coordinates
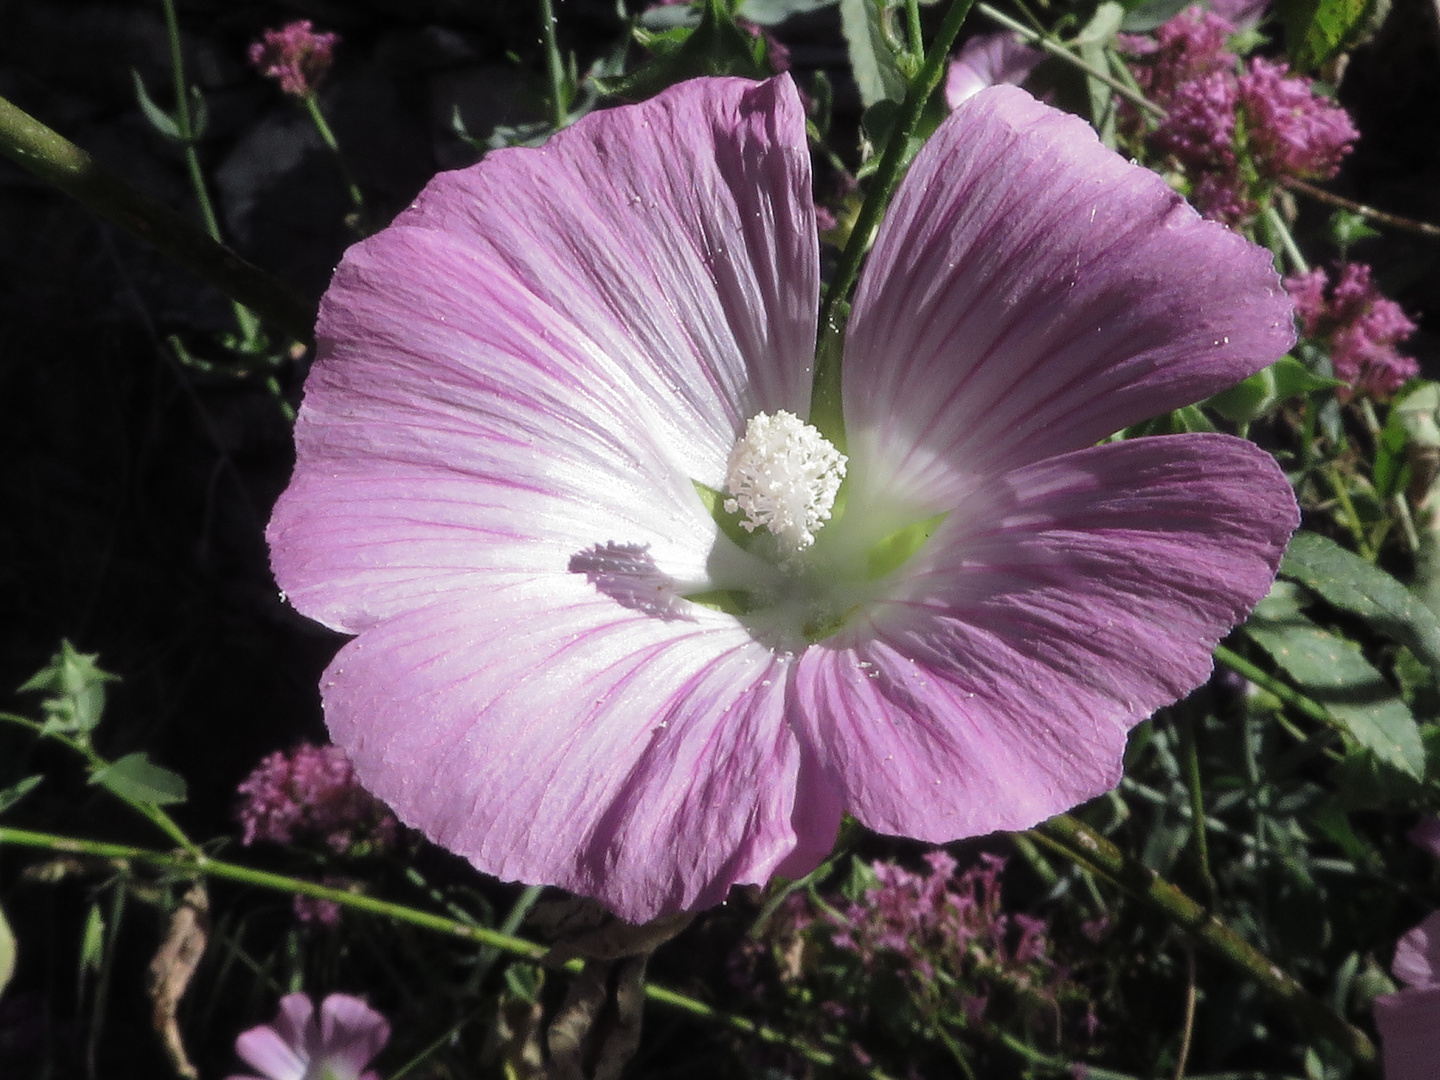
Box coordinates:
[794,435,1295,838]
[844,85,1294,507]
[1375,987,1440,1080]
[319,580,836,923]
[270,75,817,633]
[235,1026,307,1080]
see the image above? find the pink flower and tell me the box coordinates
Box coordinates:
[1237,57,1357,182]
[236,743,398,855]
[1375,913,1440,1079]
[1120,6,1237,108]
[1285,263,1418,399]
[227,993,389,1080]
[248,20,339,98]
[944,33,1045,109]
[267,76,1298,922]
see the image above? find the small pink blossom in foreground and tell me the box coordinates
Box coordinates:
[268,76,1297,921]
[1286,263,1418,398]
[227,993,389,1080]
[249,20,339,98]
[944,33,1045,108]
[236,743,398,855]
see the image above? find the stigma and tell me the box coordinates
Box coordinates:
[723,411,846,557]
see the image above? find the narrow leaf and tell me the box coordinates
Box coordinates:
[0,775,42,815]
[131,69,182,141]
[840,0,907,107]
[0,902,14,998]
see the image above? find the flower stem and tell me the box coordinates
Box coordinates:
[301,93,366,221]
[1030,814,1378,1071]
[0,825,894,1078]
[159,0,262,347]
[0,93,316,343]
[818,0,978,330]
[539,0,570,131]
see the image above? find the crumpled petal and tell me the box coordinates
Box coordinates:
[1374,986,1440,1080]
[317,994,390,1079]
[319,578,836,922]
[1394,911,1440,989]
[793,434,1296,839]
[269,75,818,634]
[844,85,1294,509]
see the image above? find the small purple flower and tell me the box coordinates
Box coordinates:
[249,20,339,98]
[268,76,1297,922]
[1120,6,1237,108]
[227,993,389,1080]
[1237,57,1357,182]
[236,743,398,855]
[1285,263,1418,399]
[944,33,1045,109]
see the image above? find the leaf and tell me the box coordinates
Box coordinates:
[131,69,181,141]
[1120,0,1197,31]
[840,0,906,107]
[1077,4,1125,147]
[89,752,188,806]
[0,902,14,998]
[1280,531,1440,675]
[1207,356,1345,423]
[597,0,769,100]
[1245,596,1426,778]
[1328,209,1381,250]
[1275,0,1375,71]
[19,640,119,735]
[0,775,42,815]
[81,903,105,975]
[739,0,838,24]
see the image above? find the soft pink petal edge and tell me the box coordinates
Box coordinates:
[794,434,1296,840]
[1374,986,1440,1080]
[844,85,1294,508]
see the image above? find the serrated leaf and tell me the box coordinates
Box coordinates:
[1281,531,1440,675]
[0,902,14,998]
[1276,0,1372,71]
[840,0,906,107]
[131,69,181,141]
[19,641,119,735]
[89,752,188,806]
[1328,209,1381,249]
[1245,605,1426,778]
[0,776,42,815]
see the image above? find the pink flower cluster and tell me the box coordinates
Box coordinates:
[1123,6,1357,222]
[248,20,339,98]
[1286,263,1418,398]
[236,743,398,856]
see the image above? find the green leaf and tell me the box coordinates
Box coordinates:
[1207,356,1344,423]
[1280,531,1440,675]
[1077,4,1125,146]
[840,0,906,107]
[1275,0,1375,71]
[1245,595,1426,778]
[1328,209,1381,250]
[739,0,838,24]
[89,752,188,806]
[1120,0,1197,31]
[131,69,181,141]
[0,902,14,998]
[597,0,769,100]
[19,641,119,736]
[0,776,42,815]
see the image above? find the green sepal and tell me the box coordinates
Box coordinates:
[866,512,949,580]
[1207,356,1344,424]
[693,480,756,551]
[682,588,755,616]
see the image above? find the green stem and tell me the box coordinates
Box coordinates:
[159,0,262,346]
[539,0,570,130]
[0,826,892,1077]
[1030,815,1378,1071]
[0,94,315,343]
[0,712,197,855]
[974,3,1163,117]
[302,94,365,217]
[1212,645,1336,728]
[818,0,977,332]
[1177,711,1218,910]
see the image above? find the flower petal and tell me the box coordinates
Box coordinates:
[235,1026,306,1080]
[794,434,1295,838]
[320,579,837,922]
[1375,986,1440,1080]
[1394,911,1440,989]
[269,75,817,633]
[844,86,1294,507]
[317,994,390,1079]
